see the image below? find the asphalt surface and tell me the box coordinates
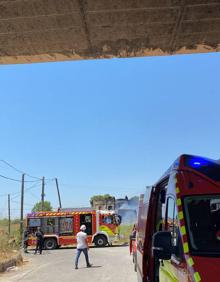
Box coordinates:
[0,246,137,282]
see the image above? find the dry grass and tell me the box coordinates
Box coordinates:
[0,220,20,262]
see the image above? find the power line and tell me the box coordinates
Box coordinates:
[0,191,23,199]
[25,182,42,192]
[0,159,41,180]
[28,191,39,199]
[0,173,23,182]
[11,199,33,207]
[10,182,42,200]
[0,159,55,181]
[0,173,41,183]
[0,208,32,211]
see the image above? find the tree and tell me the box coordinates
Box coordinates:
[32,201,53,212]
[90,194,115,205]
[90,194,115,209]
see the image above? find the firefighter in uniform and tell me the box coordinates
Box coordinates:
[34,227,44,254]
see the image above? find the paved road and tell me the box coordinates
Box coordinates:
[0,246,137,282]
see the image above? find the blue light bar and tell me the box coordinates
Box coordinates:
[189,157,208,168]
[193,161,201,166]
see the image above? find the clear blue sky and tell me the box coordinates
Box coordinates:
[0,52,220,217]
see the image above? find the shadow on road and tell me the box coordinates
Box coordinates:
[80,265,102,269]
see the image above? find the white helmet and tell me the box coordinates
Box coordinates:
[80,225,86,231]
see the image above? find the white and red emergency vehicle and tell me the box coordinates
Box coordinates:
[26,208,121,249]
[136,154,220,282]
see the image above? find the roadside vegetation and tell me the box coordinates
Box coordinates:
[0,219,20,262]
[32,201,52,212]
[118,224,133,244]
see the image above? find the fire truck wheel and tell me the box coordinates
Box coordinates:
[94,235,108,247]
[44,238,57,250]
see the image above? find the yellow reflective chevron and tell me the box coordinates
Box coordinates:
[183,242,189,253]
[178,211,184,220]
[194,272,201,282]
[187,257,194,267]
[177,198,181,206]
[180,226,186,236]
[99,225,114,236]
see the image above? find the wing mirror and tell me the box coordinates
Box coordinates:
[152,231,172,260]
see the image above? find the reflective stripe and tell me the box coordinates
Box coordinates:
[178,211,184,220]
[174,178,177,184]
[183,242,189,253]
[180,226,186,236]
[187,257,194,267]
[175,174,202,282]
[194,272,201,282]
[177,198,181,206]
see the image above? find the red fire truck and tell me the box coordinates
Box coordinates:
[136,154,220,282]
[26,208,121,249]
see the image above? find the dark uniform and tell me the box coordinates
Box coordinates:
[23,230,29,253]
[35,229,44,254]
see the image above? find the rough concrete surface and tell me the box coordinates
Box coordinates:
[1,0,220,64]
[0,246,137,282]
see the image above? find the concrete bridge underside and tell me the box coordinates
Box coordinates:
[1,0,220,64]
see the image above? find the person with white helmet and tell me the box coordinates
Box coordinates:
[75,224,92,269]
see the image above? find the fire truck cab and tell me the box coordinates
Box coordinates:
[26,208,121,249]
[137,154,220,282]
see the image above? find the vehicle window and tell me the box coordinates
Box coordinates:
[155,190,166,232]
[41,217,59,234]
[28,218,41,227]
[102,215,113,224]
[166,197,183,260]
[59,217,74,235]
[166,198,176,244]
[184,195,220,256]
[85,215,92,223]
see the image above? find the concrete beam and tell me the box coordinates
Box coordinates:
[0,0,220,64]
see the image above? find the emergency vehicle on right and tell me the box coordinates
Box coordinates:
[136,154,220,282]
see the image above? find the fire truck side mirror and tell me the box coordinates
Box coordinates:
[152,231,172,260]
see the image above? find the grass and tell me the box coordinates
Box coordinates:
[118,224,133,244]
[0,219,20,262]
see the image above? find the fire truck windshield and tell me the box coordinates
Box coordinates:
[184,195,220,256]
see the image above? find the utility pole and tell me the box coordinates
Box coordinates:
[55,178,62,209]
[41,176,45,211]
[20,173,25,238]
[8,194,11,235]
